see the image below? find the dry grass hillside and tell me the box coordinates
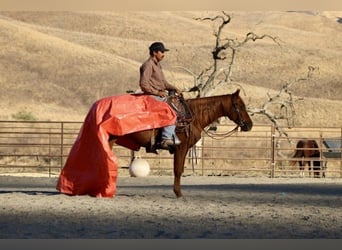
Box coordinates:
[0,11,341,127]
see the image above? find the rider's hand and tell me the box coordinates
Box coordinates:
[158,90,167,97]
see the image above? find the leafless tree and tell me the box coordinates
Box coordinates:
[188,11,280,97]
[248,66,319,137]
[183,11,319,163]
[185,11,319,137]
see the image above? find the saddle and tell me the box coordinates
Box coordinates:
[166,91,194,128]
[145,93,193,154]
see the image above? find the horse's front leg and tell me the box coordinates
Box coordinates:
[173,147,187,198]
[173,176,182,198]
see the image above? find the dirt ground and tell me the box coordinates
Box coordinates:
[0,175,341,239]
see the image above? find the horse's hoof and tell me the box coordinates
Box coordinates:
[175,192,183,198]
[177,196,186,201]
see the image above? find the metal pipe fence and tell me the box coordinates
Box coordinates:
[0,121,341,178]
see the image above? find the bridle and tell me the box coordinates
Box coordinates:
[230,98,248,129]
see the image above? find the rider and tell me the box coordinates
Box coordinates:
[139,41,182,149]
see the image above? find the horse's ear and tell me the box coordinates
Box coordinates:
[233,89,240,96]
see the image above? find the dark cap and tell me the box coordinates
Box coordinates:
[149,42,169,52]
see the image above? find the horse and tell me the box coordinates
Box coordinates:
[291,139,322,178]
[109,89,253,198]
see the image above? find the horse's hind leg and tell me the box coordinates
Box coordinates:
[313,160,321,178]
[308,161,312,178]
[108,135,118,149]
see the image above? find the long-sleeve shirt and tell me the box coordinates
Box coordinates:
[139,57,177,96]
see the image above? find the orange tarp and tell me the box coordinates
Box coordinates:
[56,94,176,198]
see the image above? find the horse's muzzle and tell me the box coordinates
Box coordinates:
[241,121,253,131]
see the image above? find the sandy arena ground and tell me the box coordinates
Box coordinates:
[0,175,341,239]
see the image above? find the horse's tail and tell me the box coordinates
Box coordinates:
[312,140,319,148]
[311,140,321,169]
[312,140,321,157]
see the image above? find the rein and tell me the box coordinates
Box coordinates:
[189,124,239,171]
[203,124,239,140]
[201,94,244,140]
[188,92,249,169]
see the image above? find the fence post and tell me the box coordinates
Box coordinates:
[60,122,64,170]
[340,127,342,178]
[270,125,275,178]
[201,135,204,176]
[130,150,135,163]
[319,131,323,178]
[49,127,51,177]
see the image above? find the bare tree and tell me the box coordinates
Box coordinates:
[248,66,319,137]
[248,66,319,161]
[185,11,319,136]
[188,11,280,97]
[182,11,319,164]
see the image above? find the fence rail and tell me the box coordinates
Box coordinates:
[0,121,341,178]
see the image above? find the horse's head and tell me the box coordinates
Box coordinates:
[226,89,253,131]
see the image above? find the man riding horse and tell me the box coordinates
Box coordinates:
[139,41,182,149]
[56,42,253,198]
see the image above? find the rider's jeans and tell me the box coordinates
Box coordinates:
[150,95,178,140]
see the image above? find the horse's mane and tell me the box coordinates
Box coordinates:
[186,94,231,126]
[187,94,231,111]
[187,94,231,103]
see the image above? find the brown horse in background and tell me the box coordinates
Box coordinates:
[291,139,322,178]
[110,89,253,198]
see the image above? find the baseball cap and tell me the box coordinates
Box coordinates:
[149,42,169,52]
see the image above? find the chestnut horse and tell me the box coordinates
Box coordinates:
[291,139,322,178]
[110,89,253,198]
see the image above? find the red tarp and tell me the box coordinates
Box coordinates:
[56,94,177,198]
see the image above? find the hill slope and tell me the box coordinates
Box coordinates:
[0,11,341,126]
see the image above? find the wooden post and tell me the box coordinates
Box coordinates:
[60,122,64,170]
[130,150,135,164]
[340,127,342,178]
[271,125,275,178]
